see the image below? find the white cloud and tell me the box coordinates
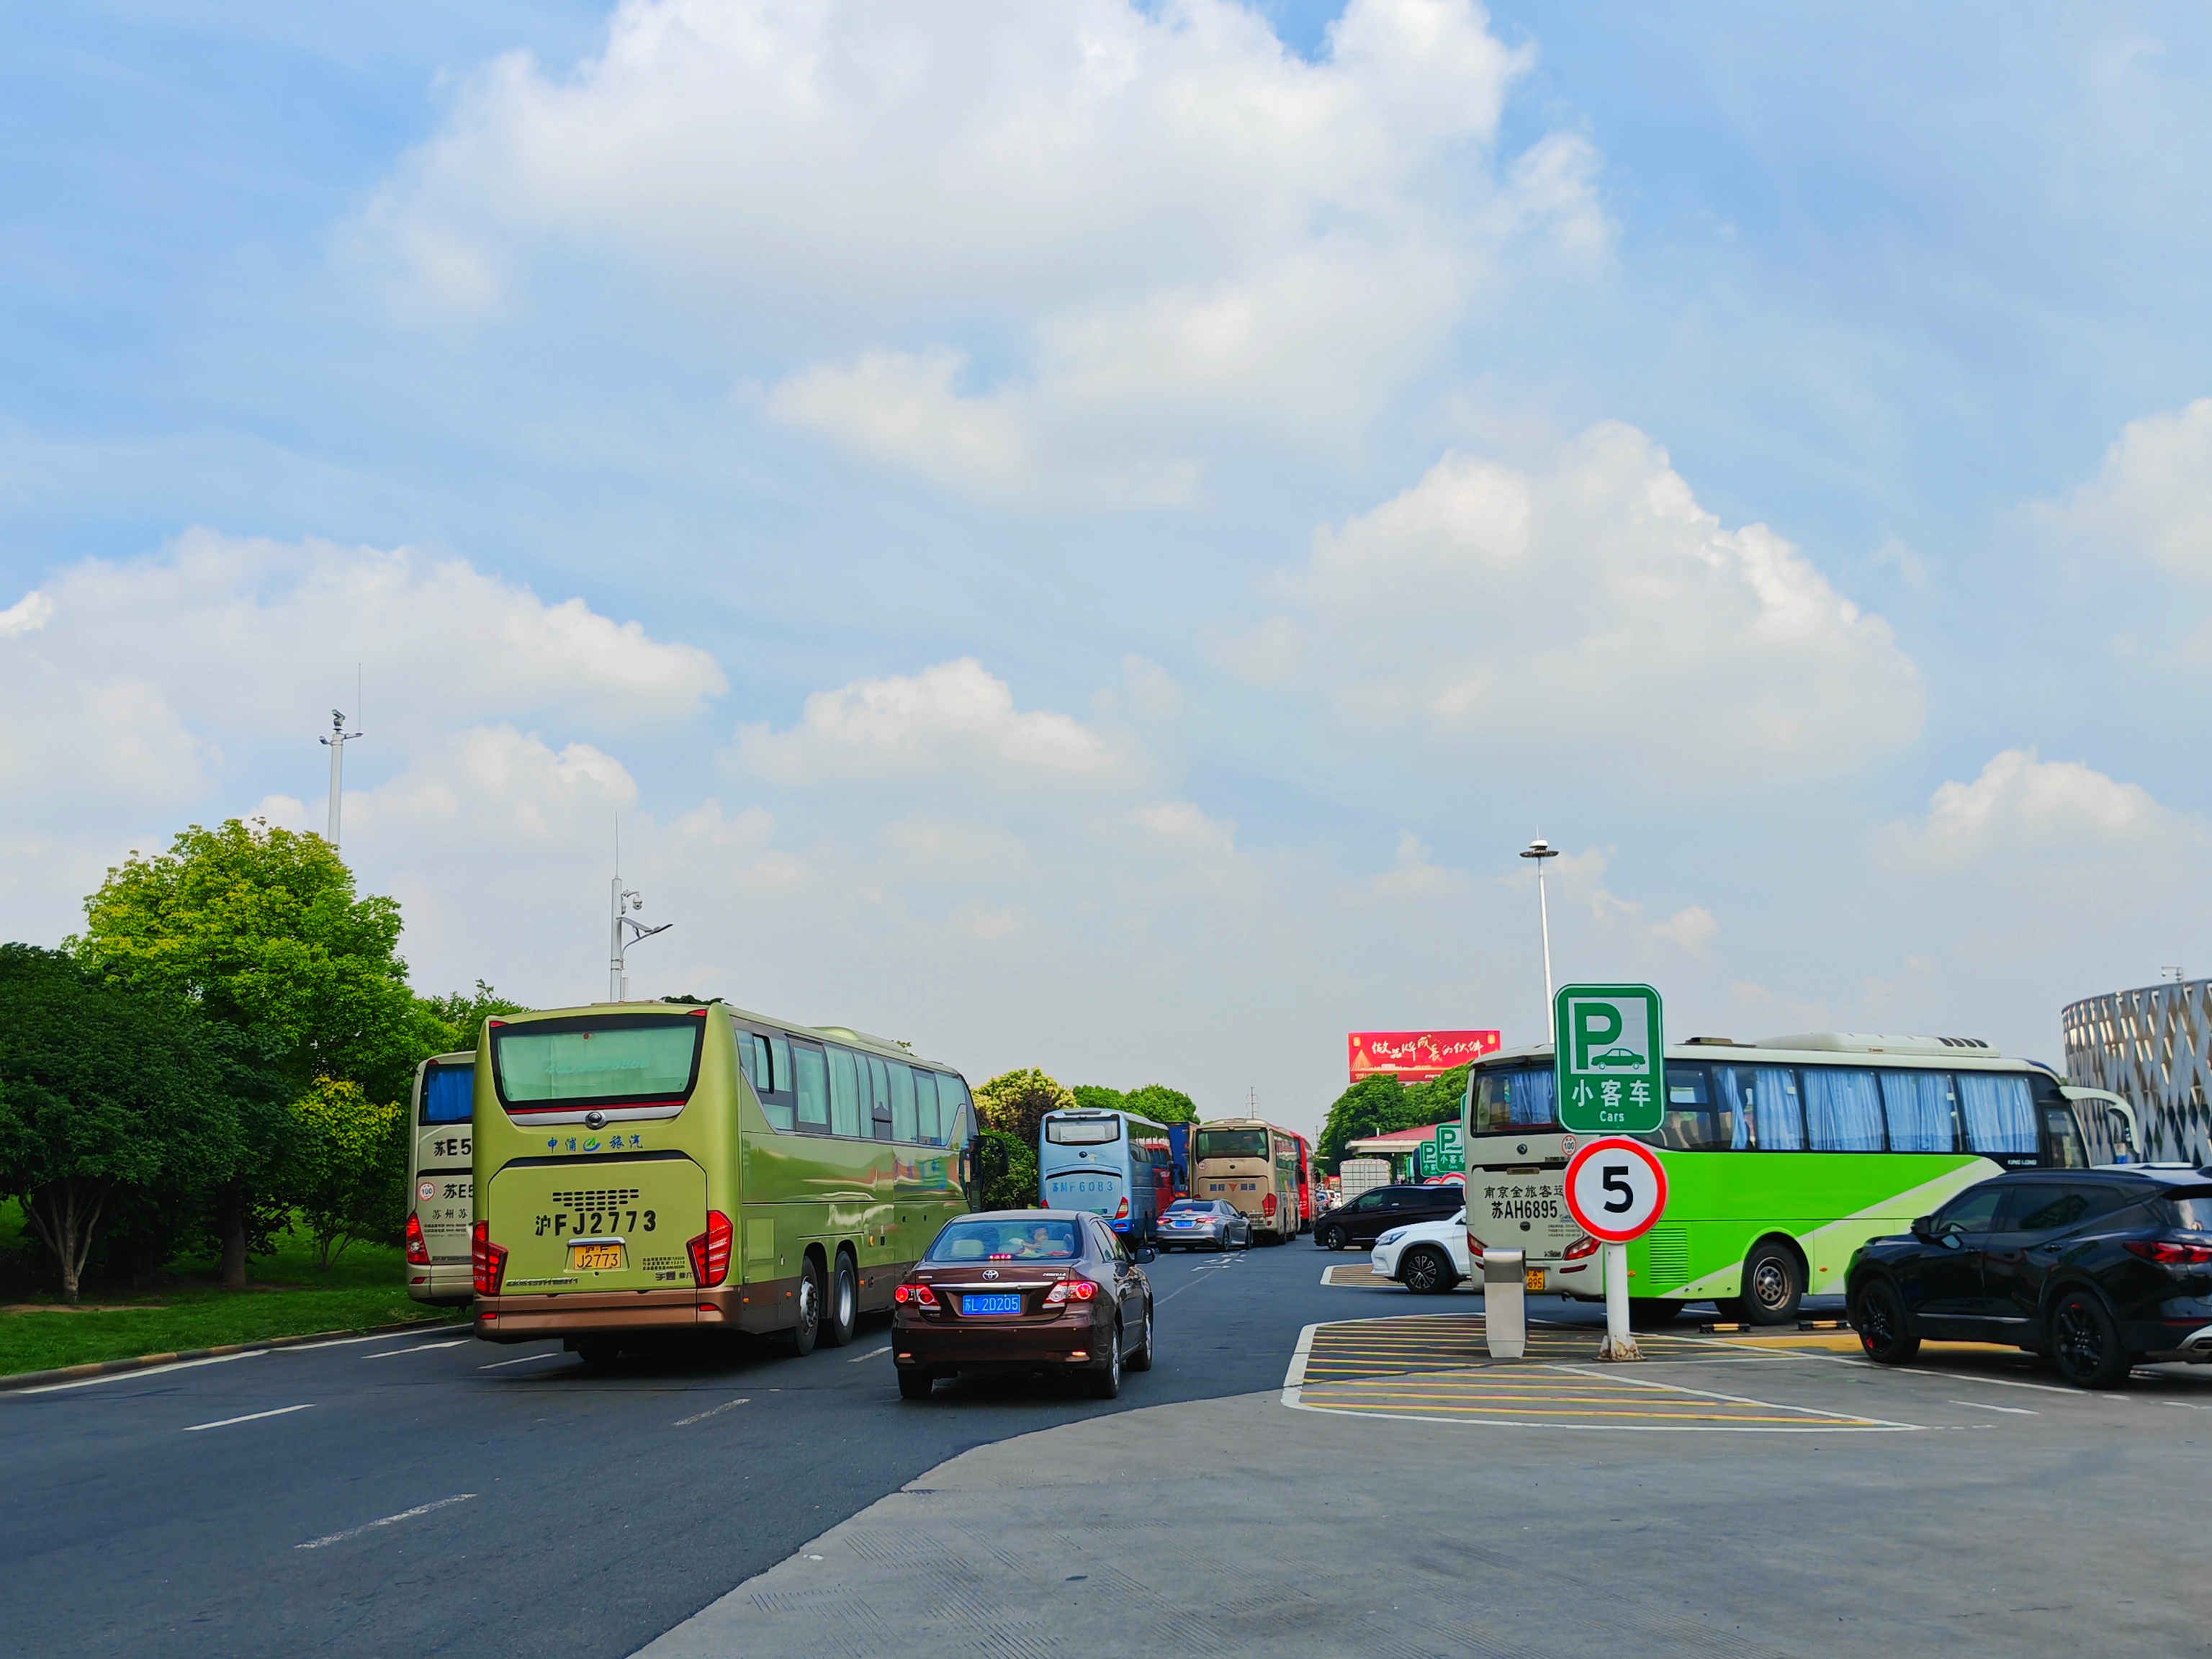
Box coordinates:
[361,0,1601,500]
[1369,830,1465,899]
[1878,747,2193,868]
[2040,397,2212,579]
[1119,655,1184,725]
[1227,423,1923,782]
[734,657,1136,788]
[0,531,722,819]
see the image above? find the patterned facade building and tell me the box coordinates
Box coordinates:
[2061,979,2212,1164]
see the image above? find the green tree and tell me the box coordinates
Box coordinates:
[1124,1084,1198,1125]
[1069,1084,1125,1115]
[289,1077,408,1270]
[974,1068,1077,1152]
[418,981,529,1056]
[0,945,237,1302]
[1315,1064,1472,1174]
[979,1128,1038,1211]
[74,819,421,1284]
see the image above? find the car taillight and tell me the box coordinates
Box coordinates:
[2126,1239,2212,1266]
[1115,1196,1130,1220]
[471,1220,506,1296]
[405,1212,431,1267]
[1563,1234,1601,1261]
[894,1282,940,1308]
[1044,1279,1099,1306]
[687,1210,733,1288]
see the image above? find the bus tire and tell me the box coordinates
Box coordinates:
[824,1250,858,1348]
[1848,1275,1919,1365]
[1740,1238,1804,1326]
[567,1337,618,1367]
[786,1254,825,1356]
[1401,1245,1455,1295]
[1317,1223,1347,1251]
[896,1367,937,1401]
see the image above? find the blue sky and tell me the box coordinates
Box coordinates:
[5,1,2210,1129]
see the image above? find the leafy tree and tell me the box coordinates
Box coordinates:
[289,1077,408,1270]
[1315,1064,1473,1174]
[418,981,529,1056]
[74,819,420,1284]
[974,1068,1077,1152]
[1069,1084,1125,1115]
[1124,1084,1198,1126]
[0,945,237,1303]
[979,1128,1038,1211]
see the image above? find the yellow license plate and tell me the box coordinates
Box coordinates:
[570,1242,624,1272]
[1524,1268,1545,1293]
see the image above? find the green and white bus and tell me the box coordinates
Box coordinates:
[405,1049,477,1307]
[471,1000,980,1361]
[1463,1033,2123,1326]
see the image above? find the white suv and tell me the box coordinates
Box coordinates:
[1370,1208,1471,1295]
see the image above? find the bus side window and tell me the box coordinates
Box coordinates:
[1878,1070,1959,1153]
[792,1042,831,1133]
[890,1064,917,1142]
[737,1035,756,1087]
[912,1068,941,1145]
[828,1047,863,1137]
[769,1034,793,1096]
[866,1055,895,1139]
[936,1073,976,1146]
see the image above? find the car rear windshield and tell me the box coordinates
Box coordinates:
[928,1219,1081,1262]
[1164,1200,1212,1213]
[2160,1192,2212,1231]
[1197,1128,1269,1160]
[491,1014,704,1111]
[1047,1115,1122,1145]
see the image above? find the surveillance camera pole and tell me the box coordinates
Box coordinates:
[320,708,364,852]
[608,872,672,1002]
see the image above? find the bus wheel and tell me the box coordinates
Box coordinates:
[1740,1240,1804,1326]
[786,1256,824,1356]
[896,1367,937,1401]
[824,1251,858,1348]
[1317,1223,1347,1251]
[567,1337,618,1367]
[1627,1298,1682,1330]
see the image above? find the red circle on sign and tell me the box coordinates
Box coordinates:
[1563,1136,1669,1244]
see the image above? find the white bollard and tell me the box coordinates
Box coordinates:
[1482,1248,1527,1359]
[1596,1241,1642,1361]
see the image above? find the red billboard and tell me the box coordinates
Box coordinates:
[1347,1029,1502,1083]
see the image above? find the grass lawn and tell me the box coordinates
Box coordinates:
[0,1202,464,1377]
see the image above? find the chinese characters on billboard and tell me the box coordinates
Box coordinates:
[1346,1030,1503,1083]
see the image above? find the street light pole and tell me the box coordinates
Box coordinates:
[1520,837,1560,1024]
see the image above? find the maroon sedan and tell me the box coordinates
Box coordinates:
[892,1210,1155,1400]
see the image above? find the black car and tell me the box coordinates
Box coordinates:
[1845,1167,2212,1388]
[1314,1183,1464,1251]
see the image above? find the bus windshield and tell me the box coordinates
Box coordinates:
[491,1015,703,1110]
[1047,1116,1122,1145]
[929,1218,1081,1262]
[1196,1128,1269,1160]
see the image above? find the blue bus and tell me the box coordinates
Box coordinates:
[1039,1109,1178,1241]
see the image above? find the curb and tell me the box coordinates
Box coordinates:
[0,1316,468,1392]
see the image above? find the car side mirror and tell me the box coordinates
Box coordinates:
[1910,1215,1935,1241]
[1133,1245,1157,1263]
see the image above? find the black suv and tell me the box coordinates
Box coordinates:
[1315,1184,1463,1251]
[1845,1167,2212,1388]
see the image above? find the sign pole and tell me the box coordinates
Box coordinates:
[1599,1241,1639,1362]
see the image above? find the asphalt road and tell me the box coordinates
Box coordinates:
[3,1235,1355,1658]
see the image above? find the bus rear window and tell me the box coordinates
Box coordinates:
[420,1062,473,1125]
[490,1015,703,1111]
[1196,1128,1269,1160]
[1475,1069,1557,1134]
[1048,1116,1122,1145]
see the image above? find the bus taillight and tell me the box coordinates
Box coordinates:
[1115,1197,1130,1220]
[688,1210,733,1288]
[1262,1191,1277,1217]
[405,1212,431,1267]
[471,1220,507,1296]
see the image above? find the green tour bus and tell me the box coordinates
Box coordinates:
[1462,1032,2133,1327]
[472,1000,981,1361]
[405,1049,477,1307]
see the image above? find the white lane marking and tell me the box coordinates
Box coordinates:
[1547,1363,1924,1430]
[673,1396,750,1427]
[296,1493,476,1550]
[1949,1398,2038,1415]
[183,1403,315,1432]
[2159,1400,2212,1411]
[479,1351,566,1370]
[362,1340,470,1360]
[848,1346,891,1363]
[17,1350,263,1395]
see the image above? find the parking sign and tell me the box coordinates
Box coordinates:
[1553,984,1665,1134]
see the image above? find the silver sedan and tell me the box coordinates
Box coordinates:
[1156,1200,1252,1251]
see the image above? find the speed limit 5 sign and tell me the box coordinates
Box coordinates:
[1563,1136,1668,1244]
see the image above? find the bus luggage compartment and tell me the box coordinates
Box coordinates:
[477,1153,712,1340]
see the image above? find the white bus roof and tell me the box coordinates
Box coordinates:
[1471,1033,2057,1073]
